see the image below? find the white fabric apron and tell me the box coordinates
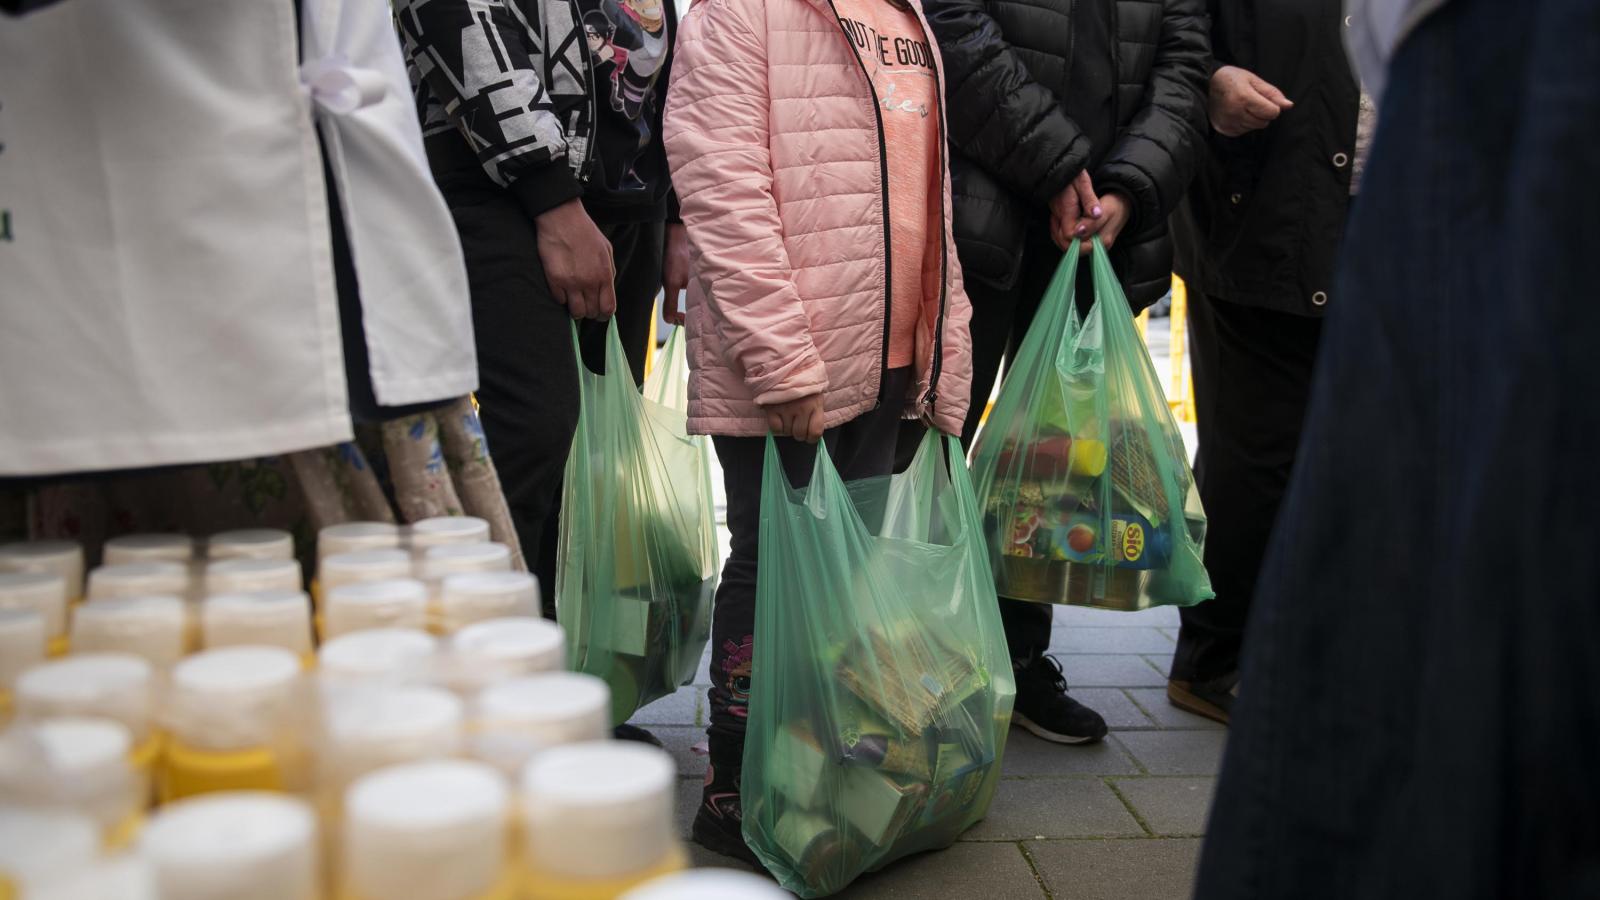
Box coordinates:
[0,0,475,476]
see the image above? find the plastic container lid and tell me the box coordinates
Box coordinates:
[70,595,187,667]
[0,609,47,688]
[207,529,294,562]
[322,578,429,639]
[203,558,302,597]
[103,533,195,565]
[318,628,438,691]
[446,616,565,691]
[317,522,402,563]
[26,856,156,900]
[201,591,315,655]
[417,542,513,581]
[470,673,609,775]
[0,570,69,638]
[0,807,101,890]
[167,647,302,750]
[521,742,678,879]
[407,516,491,553]
[619,869,792,900]
[319,549,412,593]
[320,687,464,792]
[0,540,85,598]
[15,653,156,740]
[438,572,539,633]
[0,717,139,832]
[87,561,190,602]
[344,760,509,900]
[141,792,319,900]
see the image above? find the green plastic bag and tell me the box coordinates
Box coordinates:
[743,432,1015,897]
[557,323,718,725]
[970,240,1213,611]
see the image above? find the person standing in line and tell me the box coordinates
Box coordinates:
[922,0,1210,746]
[1165,1,1368,725]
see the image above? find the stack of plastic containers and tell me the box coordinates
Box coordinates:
[68,596,187,667]
[13,654,162,784]
[0,717,144,847]
[140,793,320,900]
[160,647,308,801]
[200,590,316,662]
[0,571,69,657]
[470,673,611,776]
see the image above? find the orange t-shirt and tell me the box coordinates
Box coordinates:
[833,0,941,368]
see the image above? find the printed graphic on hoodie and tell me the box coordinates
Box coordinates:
[580,0,669,194]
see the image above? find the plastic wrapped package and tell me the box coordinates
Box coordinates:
[0,571,68,656]
[437,572,540,634]
[342,761,511,900]
[0,807,101,895]
[0,610,47,720]
[203,558,303,597]
[14,654,161,779]
[24,855,156,900]
[558,324,717,726]
[520,743,686,898]
[407,516,491,555]
[742,433,1015,897]
[317,628,438,696]
[469,672,609,776]
[970,242,1212,611]
[103,534,195,566]
[70,595,187,667]
[201,591,316,660]
[317,523,402,563]
[322,579,430,638]
[317,686,464,814]
[87,562,191,603]
[319,550,413,594]
[0,717,144,847]
[159,647,309,800]
[438,616,565,695]
[140,792,319,900]
[207,529,294,562]
[0,540,86,601]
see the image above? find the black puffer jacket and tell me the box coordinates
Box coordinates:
[925,0,1210,310]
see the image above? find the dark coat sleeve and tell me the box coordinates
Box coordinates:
[1094,0,1211,234]
[923,0,1091,206]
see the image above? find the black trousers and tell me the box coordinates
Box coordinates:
[428,137,663,606]
[705,369,920,758]
[960,235,1095,664]
[1169,292,1322,683]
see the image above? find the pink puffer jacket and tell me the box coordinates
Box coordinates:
[663,0,974,438]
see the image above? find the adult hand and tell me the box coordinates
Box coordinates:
[1078,191,1131,253]
[1208,65,1293,137]
[763,393,825,443]
[1048,170,1102,251]
[661,223,690,325]
[535,198,617,320]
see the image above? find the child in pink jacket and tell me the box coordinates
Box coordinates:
[663,0,975,865]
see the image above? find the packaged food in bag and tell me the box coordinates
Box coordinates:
[743,432,1014,897]
[970,240,1213,611]
[558,324,719,725]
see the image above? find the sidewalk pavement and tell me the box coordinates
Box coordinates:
[641,601,1223,899]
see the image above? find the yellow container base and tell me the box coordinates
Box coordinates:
[46,634,69,658]
[159,741,283,803]
[340,863,522,900]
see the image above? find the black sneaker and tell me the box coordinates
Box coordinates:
[691,761,763,869]
[1167,672,1238,726]
[1012,655,1108,744]
[613,723,664,747]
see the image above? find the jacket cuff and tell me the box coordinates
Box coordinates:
[749,351,829,408]
[1035,133,1094,207]
[508,161,584,221]
[1094,166,1156,239]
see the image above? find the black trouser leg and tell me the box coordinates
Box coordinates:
[1170,294,1323,683]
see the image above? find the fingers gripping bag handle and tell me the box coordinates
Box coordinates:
[969,238,1213,611]
[742,432,1014,897]
[556,320,717,728]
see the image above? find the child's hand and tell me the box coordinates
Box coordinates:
[764,393,826,443]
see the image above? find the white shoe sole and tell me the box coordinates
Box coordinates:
[1013,713,1103,745]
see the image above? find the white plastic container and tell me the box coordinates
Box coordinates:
[470,672,609,775]
[319,549,413,593]
[437,572,539,633]
[406,516,491,554]
[318,628,438,693]
[317,522,402,564]
[0,570,68,646]
[318,686,464,799]
[0,807,101,893]
[416,542,513,581]
[207,529,294,562]
[0,609,47,697]
[203,558,302,596]
[322,578,429,638]
[0,717,143,840]
[166,647,304,753]
[141,792,319,900]
[520,742,679,880]
[87,561,190,602]
[201,591,315,656]
[69,595,187,667]
[619,870,791,899]
[14,653,157,745]
[103,533,195,566]
[343,760,510,900]
[26,855,156,900]
[440,616,565,695]
[0,539,85,599]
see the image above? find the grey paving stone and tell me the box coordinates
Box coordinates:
[835,843,1047,900]
[654,726,709,779]
[674,775,704,839]
[1111,777,1216,836]
[1053,604,1181,629]
[1073,688,1155,731]
[1050,627,1178,655]
[1114,731,1228,776]
[1058,654,1169,688]
[966,777,1144,840]
[631,685,702,726]
[1026,838,1202,900]
[1125,688,1226,731]
[1143,652,1178,677]
[1001,729,1143,777]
